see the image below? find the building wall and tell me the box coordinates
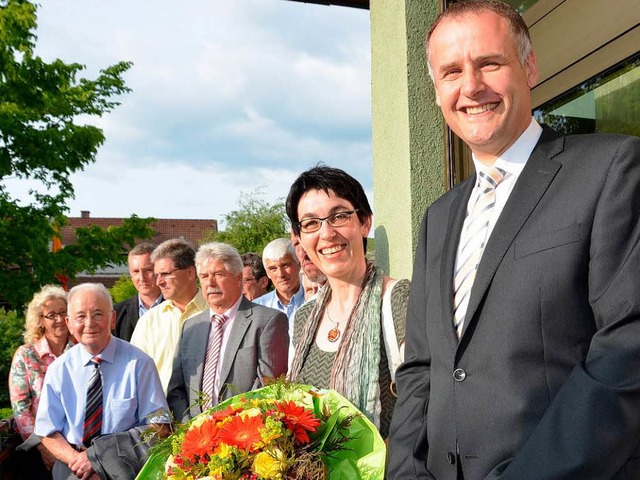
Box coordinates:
[371,0,444,280]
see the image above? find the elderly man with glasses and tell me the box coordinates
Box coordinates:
[35,283,170,480]
[130,238,206,393]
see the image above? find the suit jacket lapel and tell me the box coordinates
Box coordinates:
[460,128,565,340]
[441,177,476,348]
[218,297,252,392]
[188,311,212,415]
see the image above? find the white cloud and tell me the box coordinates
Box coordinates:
[9,0,372,223]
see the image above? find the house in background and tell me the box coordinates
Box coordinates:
[62,210,217,287]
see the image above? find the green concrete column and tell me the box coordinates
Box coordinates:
[370,0,445,280]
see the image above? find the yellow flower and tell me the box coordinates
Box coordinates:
[215,442,234,459]
[252,449,285,479]
[189,413,213,429]
[239,407,262,419]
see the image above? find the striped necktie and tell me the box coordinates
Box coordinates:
[201,314,228,409]
[82,356,103,447]
[453,167,506,339]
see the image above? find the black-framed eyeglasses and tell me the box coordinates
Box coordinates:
[42,310,67,320]
[155,267,187,280]
[298,209,359,234]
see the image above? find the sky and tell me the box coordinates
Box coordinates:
[6,0,372,227]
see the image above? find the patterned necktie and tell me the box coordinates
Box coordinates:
[82,357,103,447]
[201,314,228,409]
[453,167,506,339]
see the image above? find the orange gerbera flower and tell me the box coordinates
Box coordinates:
[276,401,321,443]
[181,418,220,461]
[212,405,242,422]
[219,414,264,451]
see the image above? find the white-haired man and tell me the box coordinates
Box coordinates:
[167,242,289,421]
[35,283,169,480]
[253,237,305,319]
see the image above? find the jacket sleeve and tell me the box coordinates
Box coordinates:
[166,327,191,424]
[494,135,640,479]
[387,212,435,479]
[256,310,289,386]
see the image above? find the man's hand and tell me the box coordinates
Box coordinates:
[67,449,95,479]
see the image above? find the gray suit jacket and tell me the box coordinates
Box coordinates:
[52,427,150,480]
[167,296,289,422]
[388,128,640,479]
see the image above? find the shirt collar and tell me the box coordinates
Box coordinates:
[472,117,543,179]
[80,335,116,366]
[160,289,206,313]
[138,293,163,311]
[34,336,54,359]
[209,294,243,320]
[34,336,71,359]
[277,283,305,309]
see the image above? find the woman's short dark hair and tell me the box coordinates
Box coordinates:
[286,165,372,247]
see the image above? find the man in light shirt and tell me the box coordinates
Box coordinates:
[35,283,169,480]
[253,238,305,320]
[167,242,289,421]
[130,238,206,392]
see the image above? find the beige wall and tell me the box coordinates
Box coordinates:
[527,0,640,108]
[371,0,444,280]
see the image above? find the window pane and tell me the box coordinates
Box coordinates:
[534,55,640,136]
[502,0,541,14]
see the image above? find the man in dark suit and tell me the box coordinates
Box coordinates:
[388,1,640,479]
[167,242,289,422]
[114,243,162,341]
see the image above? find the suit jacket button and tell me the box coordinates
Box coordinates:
[447,452,456,464]
[453,368,466,382]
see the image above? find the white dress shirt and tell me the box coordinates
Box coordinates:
[453,118,543,320]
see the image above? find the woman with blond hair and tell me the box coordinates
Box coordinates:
[9,285,73,478]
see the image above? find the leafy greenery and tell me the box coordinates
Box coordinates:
[0,0,154,309]
[110,274,136,303]
[0,309,25,408]
[204,189,289,254]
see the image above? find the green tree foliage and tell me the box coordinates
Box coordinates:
[0,308,25,407]
[204,190,289,254]
[110,274,136,304]
[0,0,154,309]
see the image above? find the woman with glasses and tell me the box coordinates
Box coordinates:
[9,285,74,478]
[286,165,410,438]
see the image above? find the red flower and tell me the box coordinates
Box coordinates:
[276,401,321,444]
[219,414,264,451]
[212,405,242,422]
[181,418,220,461]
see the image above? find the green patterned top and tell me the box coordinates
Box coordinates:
[295,279,410,438]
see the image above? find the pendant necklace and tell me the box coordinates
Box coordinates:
[326,308,342,343]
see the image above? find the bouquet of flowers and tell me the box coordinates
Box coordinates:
[136,382,385,479]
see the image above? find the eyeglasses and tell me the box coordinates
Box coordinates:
[298,210,359,234]
[155,267,187,280]
[42,310,67,320]
[70,311,106,324]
